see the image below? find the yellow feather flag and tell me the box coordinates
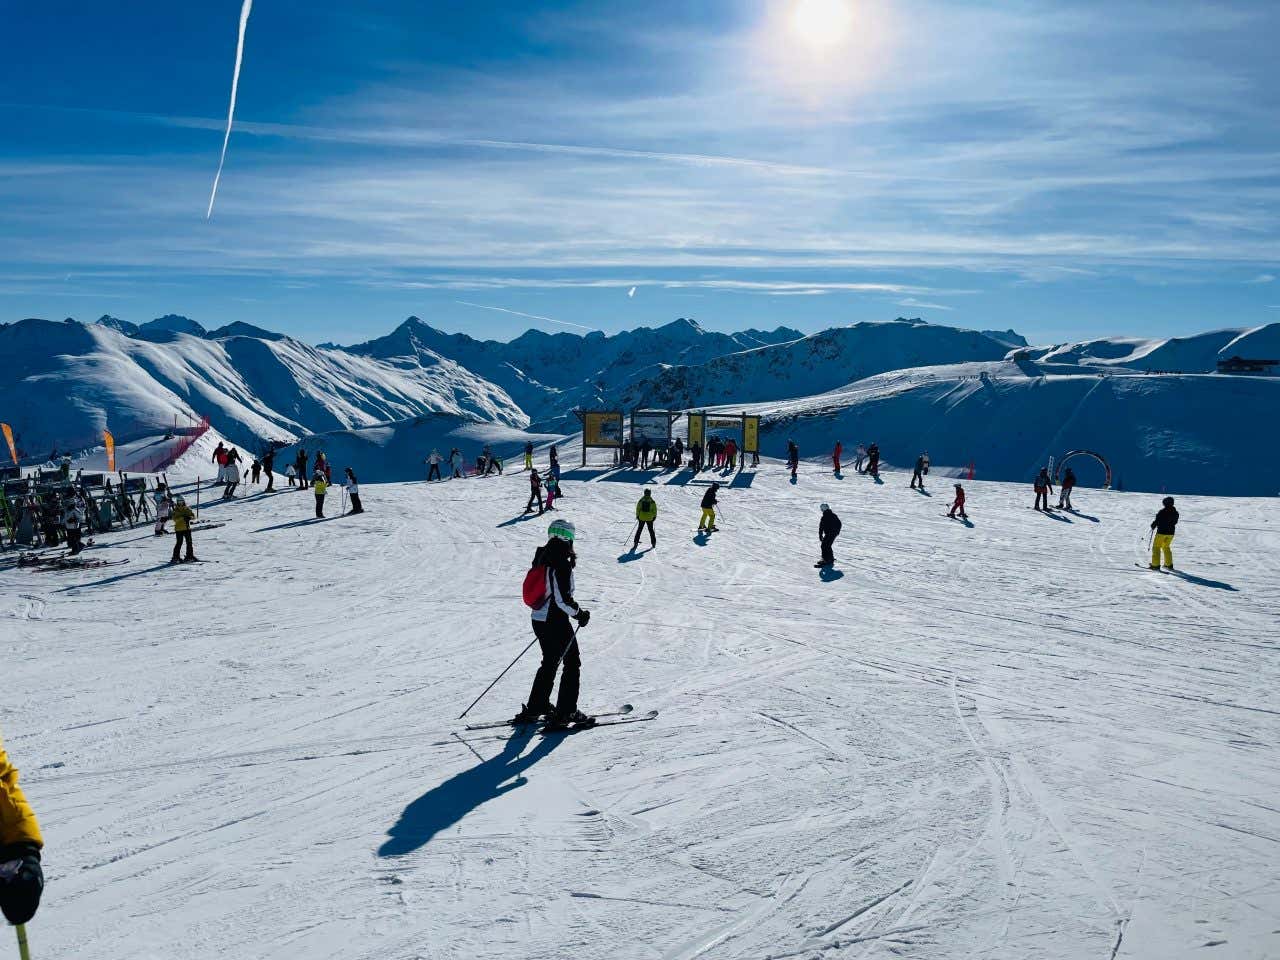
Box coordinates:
[104,429,116,472]
[0,422,16,465]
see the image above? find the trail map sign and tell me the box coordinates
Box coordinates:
[693,412,761,453]
[630,411,674,446]
[574,410,624,465]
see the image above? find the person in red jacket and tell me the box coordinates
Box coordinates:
[832,441,842,475]
[948,483,968,519]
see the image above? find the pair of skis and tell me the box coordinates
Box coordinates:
[464,704,657,735]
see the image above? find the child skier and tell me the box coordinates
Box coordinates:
[1149,496,1179,569]
[170,496,197,563]
[0,727,44,927]
[543,474,559,511]
[313,470,328,518]
[948,483,968,519]
[286,463,297,487]
[633,488,658,550]
[512,518,593,729]
[698,483,720,532]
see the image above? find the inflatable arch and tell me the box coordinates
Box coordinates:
[1054,449,1111,489]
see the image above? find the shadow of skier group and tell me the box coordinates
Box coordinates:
[378,730,565,857]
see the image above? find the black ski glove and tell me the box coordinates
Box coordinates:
[574,608,591,628]
[0,844,43,925]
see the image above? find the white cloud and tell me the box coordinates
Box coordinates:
[897,297,955,311]
[1247,273,1275,283]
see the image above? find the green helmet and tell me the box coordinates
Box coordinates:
[548,518,576,542]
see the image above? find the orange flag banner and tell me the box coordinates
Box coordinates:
[1,423,16,465]
[104,429,116,472]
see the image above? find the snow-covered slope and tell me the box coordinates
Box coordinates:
[4,456,1277,959]
[610,318,1013,410]
[1028,323,1280,373]
[736,360,1280,496]
[0,318,527,458]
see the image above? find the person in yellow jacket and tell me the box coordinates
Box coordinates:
[632,488,658,552]
[313,471,328,518]
[0,729,44,926]
[170,495,197,563]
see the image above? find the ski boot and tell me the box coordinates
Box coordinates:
[510,703,550,725]
[544,709,595,731]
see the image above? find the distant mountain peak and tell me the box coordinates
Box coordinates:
[140,314,207,337]
[96,314,139,336]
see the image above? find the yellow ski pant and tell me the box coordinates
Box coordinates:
[1151,534,1174,568]
[699,508,716,529]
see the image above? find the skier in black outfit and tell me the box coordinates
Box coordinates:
[262,450,276,492]
[866,443,881,477]
[910,454,927,489]
[817,503,841,568]
[1149,496,1179,569]
[786,440,799,480]
[513,519,593,729]
[698,483,720,532]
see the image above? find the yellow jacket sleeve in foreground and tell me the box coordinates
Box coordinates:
[0,733,43,849]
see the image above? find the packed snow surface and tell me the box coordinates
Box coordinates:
[3,447,1278,959]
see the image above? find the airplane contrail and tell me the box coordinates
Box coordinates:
[454,300,596,332]
[206,0,253,219]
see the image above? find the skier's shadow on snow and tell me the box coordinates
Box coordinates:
[912,488,932,497]
[618,547,653,563]
[1035,510,1072,523]
[693,531,712,547]
[1064,509,1099,522]
[378,730,564,857]
[497,513,541,528]
[1167,570,1237,591]
[819,567,844,582]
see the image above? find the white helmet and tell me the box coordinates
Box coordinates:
[548,518,576,542]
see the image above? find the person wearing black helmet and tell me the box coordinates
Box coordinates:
[1149,496,1179,570]
[816,503,841,568]
[633,488,657,551]
[514,518,593,729]
[698,482,720,532]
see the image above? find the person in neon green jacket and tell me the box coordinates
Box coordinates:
[633,488,658,551]
[0,728,44,926]
[313,472,328,518]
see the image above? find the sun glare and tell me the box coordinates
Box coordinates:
[789,0,855,49]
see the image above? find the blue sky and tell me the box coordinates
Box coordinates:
[2,0,1277,345]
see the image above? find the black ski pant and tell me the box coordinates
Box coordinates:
[427,463,441,481]
[264,469,274,492]
[820,536,835,566]
[315,493,325,518]
[911,468,924,488]
[66,528,83,555]
[1034,489,1049,510]
[526,490,543,513]
[634,519,655,547]
[349,493,363,514]
[526,614,579,715]
[172,529,193,562]
[251,467,261,483]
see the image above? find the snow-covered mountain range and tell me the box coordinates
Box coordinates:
[2,312,1277,493]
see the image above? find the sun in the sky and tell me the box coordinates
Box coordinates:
[788,0,856,49]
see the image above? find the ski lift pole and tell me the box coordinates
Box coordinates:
[15,923,30,960]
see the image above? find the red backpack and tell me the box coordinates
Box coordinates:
[522,556,549,608]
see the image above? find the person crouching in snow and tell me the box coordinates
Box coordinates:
[0,727,45,928]
[948,484,968,519]
[313,471,328,518]
[343,467,363,514]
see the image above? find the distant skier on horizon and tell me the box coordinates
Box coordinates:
[524,441,534,472]
[832,441,842,475]
[1033,467,1053,511]
[787,440,799,480]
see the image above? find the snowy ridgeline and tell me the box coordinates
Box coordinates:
[3,444,1278,959]
[3,314,1280,494]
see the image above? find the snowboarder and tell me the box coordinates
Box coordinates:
[524,441,534,472]
[698,483,720,532]
[1149,496,1179,570]
[343,467,363,514]
[787,440,799,480]
[854,444,866,473]
[0,727,44,928]
[633,488,657,550]
[948,483,968,519]
[170,496,196,563]
[262,449,276,492]
[817,502,841,567]
[512,518,593,729]
[313,471,328,518]
[910,453,928,490]
[1033,467,1053,511]
[525,469,544,515]
[1058,467,1077,510]
[832,441,843,475]
[866,442,881,478]
[153,482,173,535]
[426,448,443,482]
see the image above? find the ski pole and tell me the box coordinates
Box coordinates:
[458,637,539,720]
[623,521,638,547]
[15,923,30,960]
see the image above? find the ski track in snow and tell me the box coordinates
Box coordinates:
[3,450,1279,959]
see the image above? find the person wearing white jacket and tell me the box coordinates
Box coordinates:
[343,467,364,514]
[425,449,443,482]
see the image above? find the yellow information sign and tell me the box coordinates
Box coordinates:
[582,411,623,447]
[687,412,705,448]
[743,416,759,453]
